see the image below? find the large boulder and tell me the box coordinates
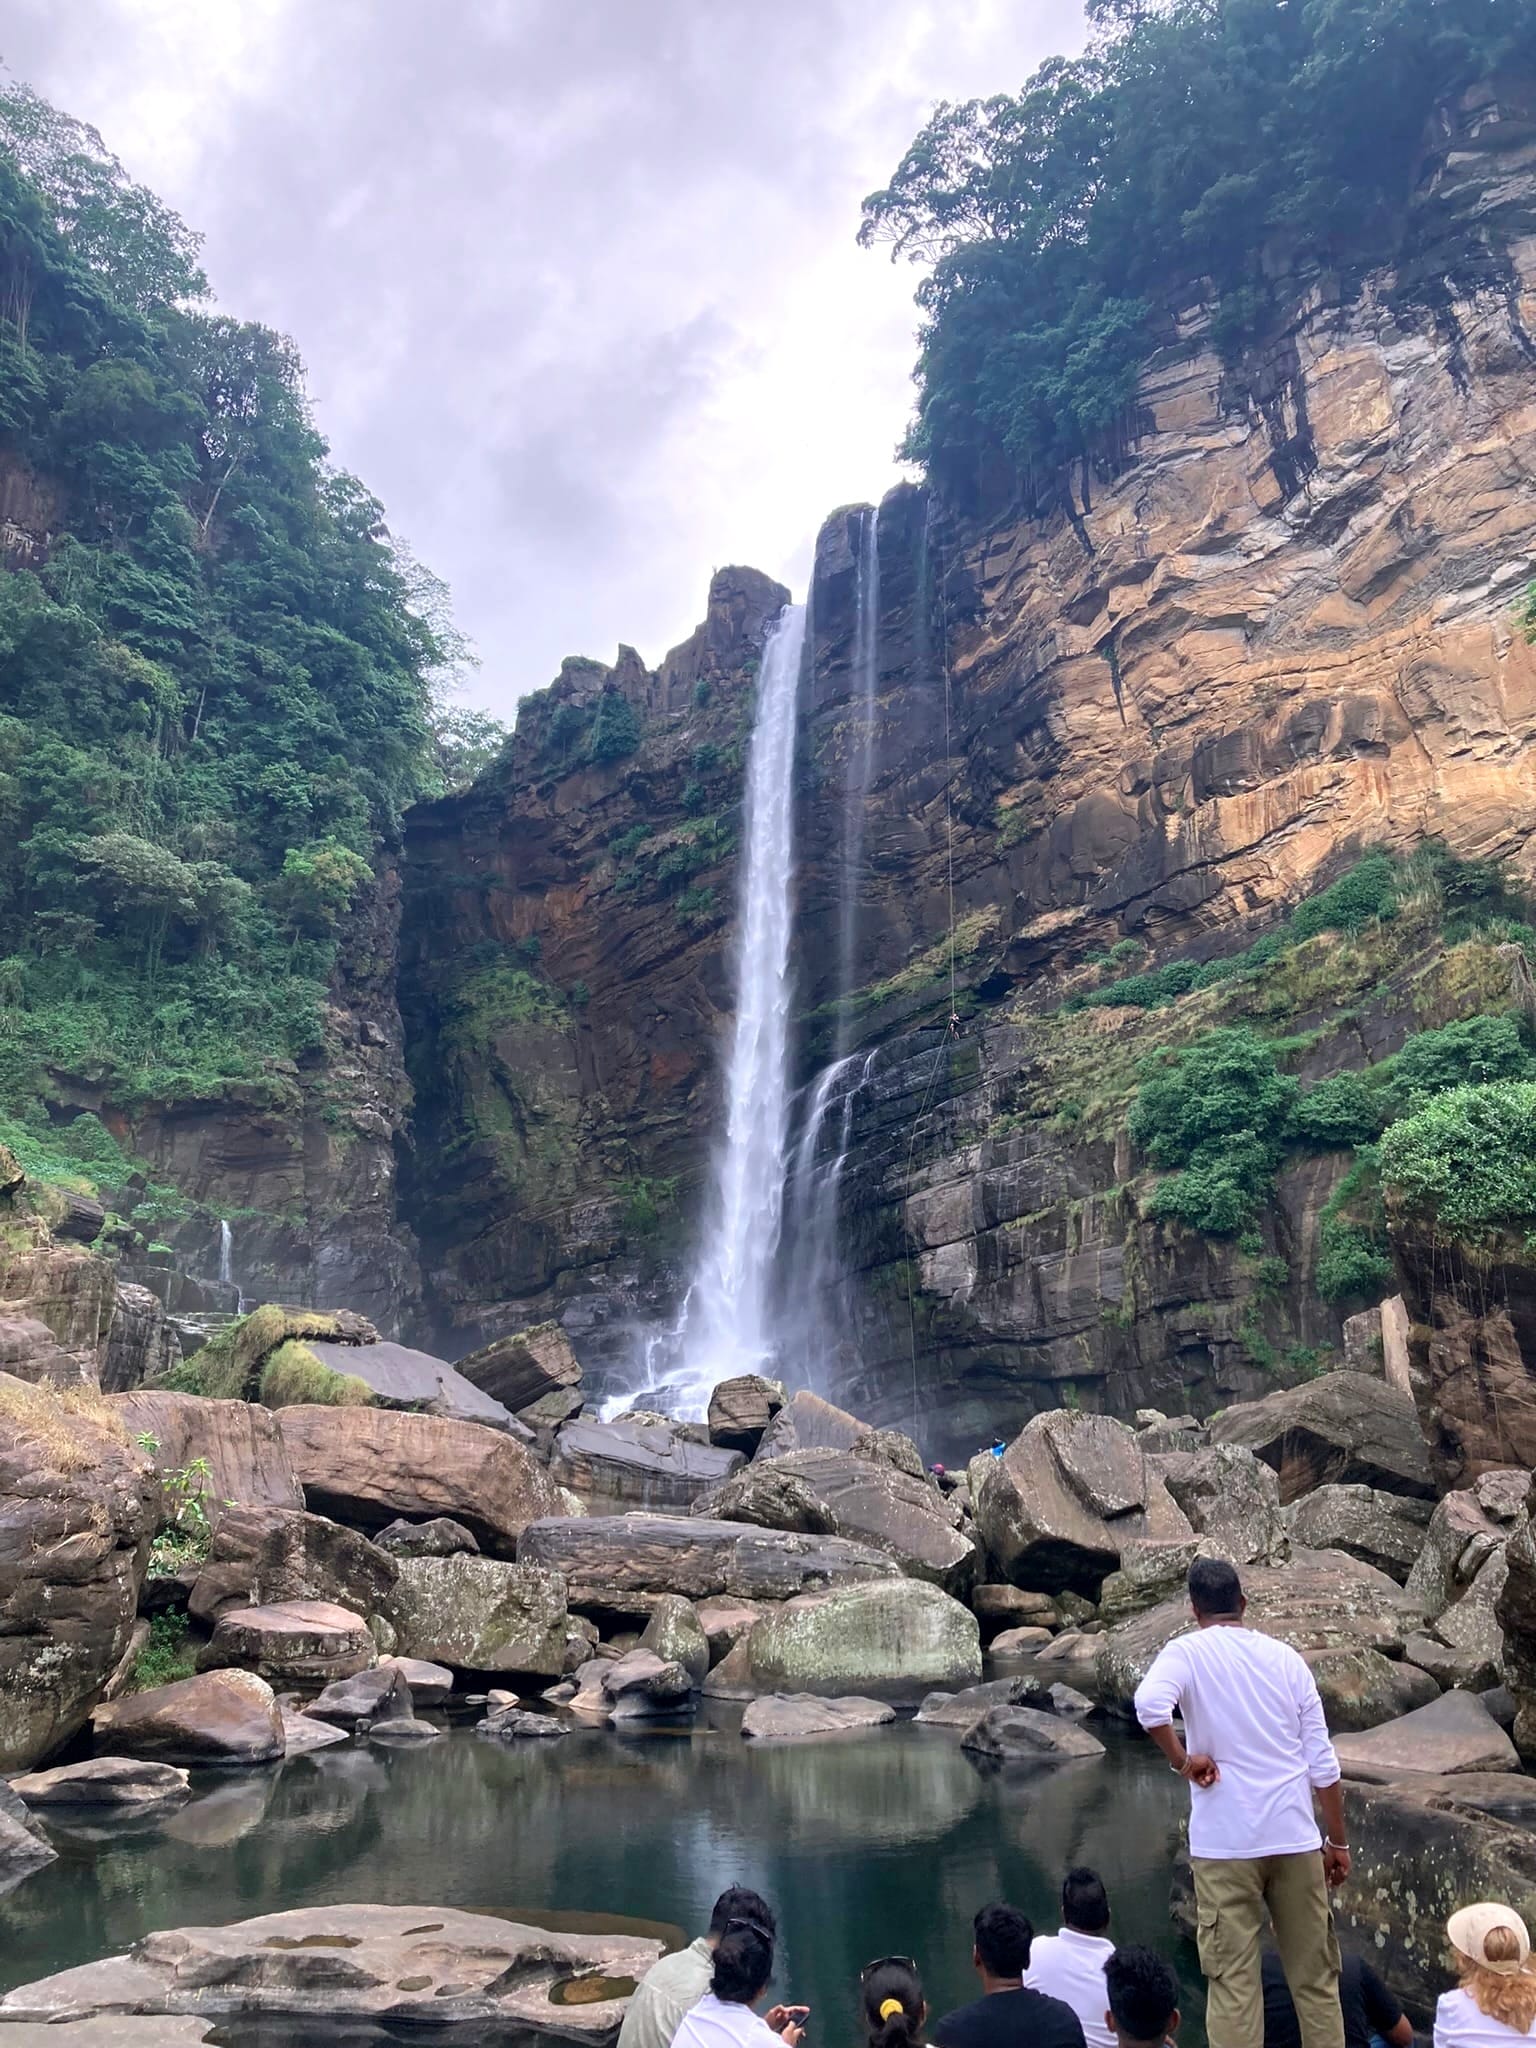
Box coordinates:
[0,1375,159,1771]
[960,1705,1106,1765]
[550,1416,743,1512]
[914,1676,1052,1726]
[518,1514,900,1613]
[1405,1549,1510,1691]
[1096,1540,1204,1625]
[971,1585,1060,1638]
[698,1464,838,1535]
[700,1448,976,1592]
[638,1595,710,1687]
[1332,1689,1519,1780]
[116,1390,301,1516]
[708,1375,785,1455]
[101,1284,180,1394]
[755,1389,865,1459]
[1152,1443,1288,1564]
[1303,1649,1440,1733]
[747,1581,981,1694]
[199,1599,375,1686]
[1210,1371,1434,1503]
[974,1410,1193,1597]
[306,1664,415,1730]
[455,1321,583,1415]
[187,1505,397,1626]
[375,1516,480,1558]
[11,1757,191,1818]
[0,1903,664,2036]
[1407,1483,1520,1616]
[276,1406,565,1556]
[387,1556,568,1674]
[91,1669,285,1767]
[1094,1550,1424,1707]
[1497,1477,1536,1759]
[305,1338,522,1433]
[1289,1485,1433,1584]
[741,1694,894,1739]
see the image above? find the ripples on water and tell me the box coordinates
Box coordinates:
[0,1712,1203,2044]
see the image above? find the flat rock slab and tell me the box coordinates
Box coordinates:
[367,1717,441,1744]
[551,1418,743,1511]
[0,1903,664,2038]
[915,1677,1048,1726]
[280,1708,350,1755]
[378,1655,454,1705]
[961,1705,1106,1765]
[200,1599,374,1686]
[518,1514,900,1605]
[0,2025,216,2046]
[308,1665,414,1729]
[306,1338,521,1433]
[91,1670,284,1769]
[10,1758,190,1814]
[741,1694,895,1739]
[1333,1688,1519,1780]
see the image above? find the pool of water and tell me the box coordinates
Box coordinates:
[0,1707,1204,2043]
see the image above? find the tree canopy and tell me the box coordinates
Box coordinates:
[861,0,1536,498]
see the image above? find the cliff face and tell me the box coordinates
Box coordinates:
[401,79,1536,1449]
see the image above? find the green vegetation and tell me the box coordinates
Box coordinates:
[1378,1082,1536,1244]
[161,1302,364,1400]
[133,1439,215,1577]
[861,4,1536,495]
[259,1339,373,1408]
[1130,1028,1297,1234]
[129,1610,197,1690]
[0,83,465,1153]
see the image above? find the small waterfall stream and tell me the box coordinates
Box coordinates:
[217,1219,233,1289]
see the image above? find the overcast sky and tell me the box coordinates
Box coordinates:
[3,1,1085,715]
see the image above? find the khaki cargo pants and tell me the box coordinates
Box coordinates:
[1193,1852,1343,2048]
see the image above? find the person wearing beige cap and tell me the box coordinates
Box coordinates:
[1437,1906,1536,2048]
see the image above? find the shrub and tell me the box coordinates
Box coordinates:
[259,1339,373,1409]
[1383,1014,1535,1112]
[587,690,641,763]
[1316,1219,1394,1303]
[1288,855,1399,941]
[1378,1081,1536,1241]
[1131,1029,1298,1235]
[129,1610,197,1691]
[1287,1072,1386,1151]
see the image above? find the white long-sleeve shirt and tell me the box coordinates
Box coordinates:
[1133,1623,1340,1860]
[674,1994,790,2048]
[1025,1928,1116,2048]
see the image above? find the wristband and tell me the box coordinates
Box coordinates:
[1324,1838,1348,1852]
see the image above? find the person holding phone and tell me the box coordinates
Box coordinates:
[671,1916,808,2048]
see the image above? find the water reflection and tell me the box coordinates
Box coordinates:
[0,1714,1201,2045]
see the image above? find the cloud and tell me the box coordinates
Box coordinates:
[2,0,1086,712]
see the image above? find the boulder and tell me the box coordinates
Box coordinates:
[1094,1550,1425,1707]
[518,1514,901,1608]
[305,1338,522,1433]
[551,1416,743,1512]
[975,1411,1193,1597]
[638,1596,710,1687]
[972,1585,1060,1636]
[698,1464,838,1535]
[0,1376,160,1771]
[849,1428,928,1480]
[455,1321,583,1415]
[960,1705,1106,1765]
[1097,1541,1203,1625]
[387,1556,568,1674]
[708,1374,785,1455]
[91,1669,285,1767]
[275,1406,565,1556]
[1210,1371,1434,1503]
[991,1626,1054,1655]
[700,1636,759,1701]
[10,1757,191,1818]
[601,1647,694,1719]
[374,1516,480,1558]
[1303,1649,1440,1733]
[747,1581,981,1694]
[1406,1486,1512,1618]
[1497,1478,1536,1759]
[101,1285,180,1394]
[377,1655,453,1706]
[694,1597,762,1662]
[279,1708,350,1754]
[741,1694,895,1739]
[0,1798,56,1898]
[755,1389,866,1459]
[187,1505,397,1626]
[1289,1485,1433,1584]
[367,1716,441,1744]
[1153,1443,1288,1565]
[307,1664,415,1729]
[115,1390,300,1515]
[477,1706,569,1739]
[1404,1547,1509,1690]
[915,1677,1052,1726]
[0,1903,664,2036]
[752,1448,977,1592]
[199,1599,374,1686]
[1333,1689,1519,1780]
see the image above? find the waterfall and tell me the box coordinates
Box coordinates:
[834,507,879,1055]
[218,1219,233,1288]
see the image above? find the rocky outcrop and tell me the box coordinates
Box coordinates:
[100,1285,180,1393]
[92,1670,286,1767]
[0,1377,158,1771]
[518,1513,900,1612]
[1333,1690,1519,1780]
[187,1505,398,1625]
[1393,1224,1536,1484]
[0,1245,116,1381]
[1495,1475,1536,1760]
[550,1416,742,1511]
[116,1391,302,1516]
[199,1599,375,1686]
[1210,1373,1435,1503]
[276,1405,565,1554]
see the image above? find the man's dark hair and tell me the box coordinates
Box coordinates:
[973,1903,1033,1977]
[1105,1947,1179,2045]
[1187,1555,1243,1618]
[709,1888,776,1941]
[1062,1867,1110,1934]
[712,1923,774,2005]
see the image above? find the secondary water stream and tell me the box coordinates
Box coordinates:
[0,1714,1203,2044]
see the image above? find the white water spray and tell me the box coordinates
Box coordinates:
[218,1219,233,1289]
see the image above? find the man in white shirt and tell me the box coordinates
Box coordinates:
[618,1887,776,2048]
[1133,1557,1349,2048]
[1025,1868,1116,2048]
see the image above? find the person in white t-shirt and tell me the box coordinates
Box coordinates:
[1133,1557,1347,2048]
[1025,1868,1116,2048]
[672,1915,808,2048]
[1436,1904,1536,2048]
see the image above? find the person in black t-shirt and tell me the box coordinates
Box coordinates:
[1261,1950,1412,2048]
[930,1904,1085,2048]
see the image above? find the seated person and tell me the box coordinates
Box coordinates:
[1263,1947,1412,2048]
[931,1903,1084,2048]
[1026,1868,1116,2048]
[1436,1905,1536,2047]
[618,1887,777,2048]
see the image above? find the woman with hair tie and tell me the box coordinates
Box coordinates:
[672,1917,808,2048]
[863,1957,929,2048]
[1436,1906,1536,2047]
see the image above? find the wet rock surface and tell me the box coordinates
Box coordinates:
[91,1670,285,1768]
[741,1694,895,1739]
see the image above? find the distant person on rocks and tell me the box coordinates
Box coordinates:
[670,1913,807,2048]
[619,1888,789,2048]
[1025,1868,1116,2048]
[1262,1949,1411,2048]
[931,1903,1085,2048]
[1105,1947,1181,2048]
[1133,1556,1348,2048]
[862,1956,930,2048]
[1436,1905,1536,2048]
